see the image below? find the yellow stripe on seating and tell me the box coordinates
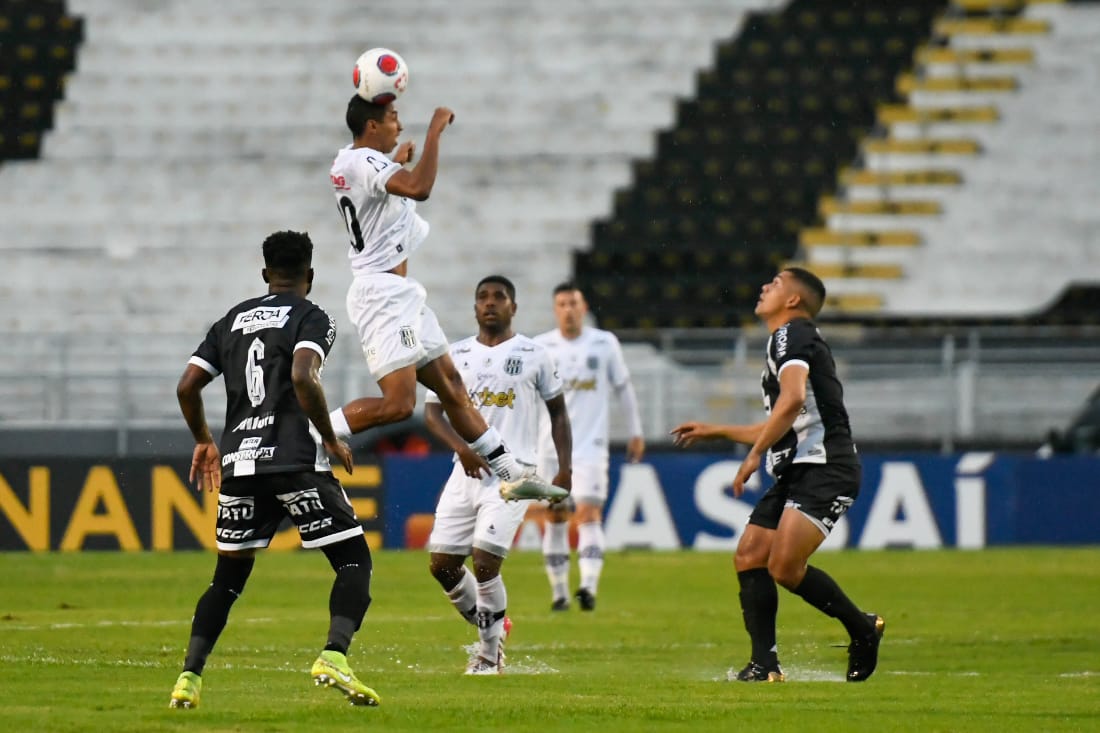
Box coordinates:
[820,198,942,216]
[934,18,1051,35]
[825,293,885,312]
[840,169,963,186]
[864,138,981,154]
[954,0,1063,10]
[916,46,1035,65]
[788,262,905,279]
[897,74,1017,94]
[878,104,999,124]
[800,229,922,247]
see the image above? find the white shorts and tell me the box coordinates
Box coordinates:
[428,463,529,558]
[538,457,609,507]
[346,272,449,379]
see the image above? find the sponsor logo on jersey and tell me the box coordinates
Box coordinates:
[504,356,523,375]
[767,447,792,471]
[218,495,255,521]
[222,438,276,465]
[565,377,598,392]
[233,413,274,432]
[231,306,292,334]
[473,387,516,409]
[400,326,417,349]
[298,517,334,534]
[774,326,789,359]
[325,315,337,346]
[216,527,256,541]
[277,488,324,517]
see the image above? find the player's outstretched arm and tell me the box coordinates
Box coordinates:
[384,107,454,201]
[670,421,767,447]
[292,348,353,473]
[425,401,490,479]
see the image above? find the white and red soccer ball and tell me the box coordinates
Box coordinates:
[353,48,408,105]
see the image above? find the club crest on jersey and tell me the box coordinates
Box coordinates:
[399,326,417,349]
[587,355,599,370]
[231,306,292,334]
[504,356,523,375]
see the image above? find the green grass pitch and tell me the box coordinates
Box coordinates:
[1,548,1098,732]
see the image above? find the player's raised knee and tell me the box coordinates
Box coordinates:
[380,394,415,423]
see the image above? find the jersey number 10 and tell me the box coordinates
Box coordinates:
[338,196,366,253]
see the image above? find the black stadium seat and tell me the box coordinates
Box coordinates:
[0,0,82,162]
[578,0,949,328]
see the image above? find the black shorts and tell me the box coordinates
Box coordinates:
[748,462,861,536]
[216,471,364,550]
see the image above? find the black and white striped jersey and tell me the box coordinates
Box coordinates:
[188,293,338,479]
[761,318,858,477]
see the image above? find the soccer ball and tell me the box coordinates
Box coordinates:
[352,48,409,105]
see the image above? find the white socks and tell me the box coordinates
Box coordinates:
[542,521,571,602]
[445,566,478,626]
[577,522,605,595]
[476,575,508,663]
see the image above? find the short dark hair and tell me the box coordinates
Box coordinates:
[346,94,388,137]
[476,274,516,302]
[784,267,826,316]
[262,230,313,279]
[553,281,582,297]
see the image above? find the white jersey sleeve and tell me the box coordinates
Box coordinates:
[330,145,429,275]
[536,342,564,401]
[535,327,629,466]
[606,332,631,389]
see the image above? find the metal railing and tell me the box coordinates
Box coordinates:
[1,325,1096,454]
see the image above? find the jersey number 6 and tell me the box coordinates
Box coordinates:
[246,338,266,408]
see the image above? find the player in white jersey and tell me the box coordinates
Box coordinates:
[535,283,644,611]
[326,95,559,501]
[424,275,572,674]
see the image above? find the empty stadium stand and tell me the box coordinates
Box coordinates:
[2,0,1098,445]
[805,0,1100,321]
[0,0,82,159]
[1,0,770,342]
[580,0,949,329]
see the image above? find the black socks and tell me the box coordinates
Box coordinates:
[792,565,872,639]
[737,567,779,666]
[183,554,255,675]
